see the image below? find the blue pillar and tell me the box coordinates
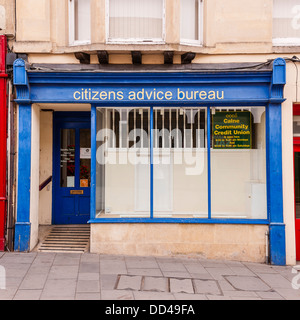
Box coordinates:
[268,58,286,265]
[90,105,96,221]
[14,104,32,251]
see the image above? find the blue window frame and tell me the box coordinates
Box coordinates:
[90,105,269,224]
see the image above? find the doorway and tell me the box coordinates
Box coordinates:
[53,112,91,224]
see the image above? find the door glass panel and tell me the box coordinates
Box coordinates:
[80,128,91,187]
[60,129,76,187]
[295,151,300,219]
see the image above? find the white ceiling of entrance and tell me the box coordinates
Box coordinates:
[37,103,91,111]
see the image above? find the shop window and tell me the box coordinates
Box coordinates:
[95,106,267,220]
[273,0,300,46]
[96,108,150,217]
[180,0,203,45]
[211,107,267,219]
[69,0,91,45]
[107,0,165,43]
[152,108,208,217]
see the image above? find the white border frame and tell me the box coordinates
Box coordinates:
[68,0,91,46]
[180,0,203,46]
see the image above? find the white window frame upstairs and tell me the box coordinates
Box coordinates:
[272,0,300,46]
[69,0,91,46]
[106,0,166,44]
[180,0,203,46]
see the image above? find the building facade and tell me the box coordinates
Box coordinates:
[1,0,300,265]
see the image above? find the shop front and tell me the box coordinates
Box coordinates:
[13,58,286,265]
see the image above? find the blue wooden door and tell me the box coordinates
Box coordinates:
[53,113,91,224]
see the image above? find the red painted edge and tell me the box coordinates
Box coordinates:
[0,35,7,251]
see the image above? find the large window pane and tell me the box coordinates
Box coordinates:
[211,107,267,219]
[153,107,208,218]
[109,0,164,41]
[273,0,300,45]
[96,107,150,218]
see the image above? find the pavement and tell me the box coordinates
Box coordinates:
[0,251,300,300]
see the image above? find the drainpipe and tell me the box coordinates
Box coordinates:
[0,35,8,251]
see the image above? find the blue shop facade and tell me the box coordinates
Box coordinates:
[13,58,286,265]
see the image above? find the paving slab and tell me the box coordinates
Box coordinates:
[117,275,142,291]
[256,273,294,289]
[13,289,42,300]
[143,276,168,292]
[52,253,81,266]
[225,275,271,291]
[48,265,79,279]
[79,262,100,273]
[125,257,159,269]
[133,291,175,300]
[128,268,163,277]
[78,272,99,281]
[100,260,127,274]
[76,279,100,293]
[100,274,118,290]
[75,292,101,300]
[40,279,77,300]
[158,262,187,272]
[19,273,48,290]
[101,289,134,300]
[206,267,236,280]
[193,279,221,295]
[173,293,207,300]
[170,278,194,294]
[256,291,285,300]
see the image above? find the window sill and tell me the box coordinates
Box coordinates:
[106,39,166,45]
[88,217,269,224]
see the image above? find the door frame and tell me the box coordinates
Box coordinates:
[52,111,91,225]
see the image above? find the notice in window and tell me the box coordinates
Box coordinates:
[212,111,252,149]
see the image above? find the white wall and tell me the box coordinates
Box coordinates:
[30,104,40,250]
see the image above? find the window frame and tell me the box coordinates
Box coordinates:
[94,105,268,222]
[180,0,204,46]
[272,0,300,47]
[68,0,91,46]
[106,0,166,44]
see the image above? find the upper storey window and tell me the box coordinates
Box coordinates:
[180,0,203,45]
[107,0,165,43]
[273,0,300,46]
[69,0,91,45]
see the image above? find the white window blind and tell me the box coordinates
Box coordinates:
[180,0,203,45]
[108,0,164,42]
[273,0,300,46]
[69,0,91,45]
